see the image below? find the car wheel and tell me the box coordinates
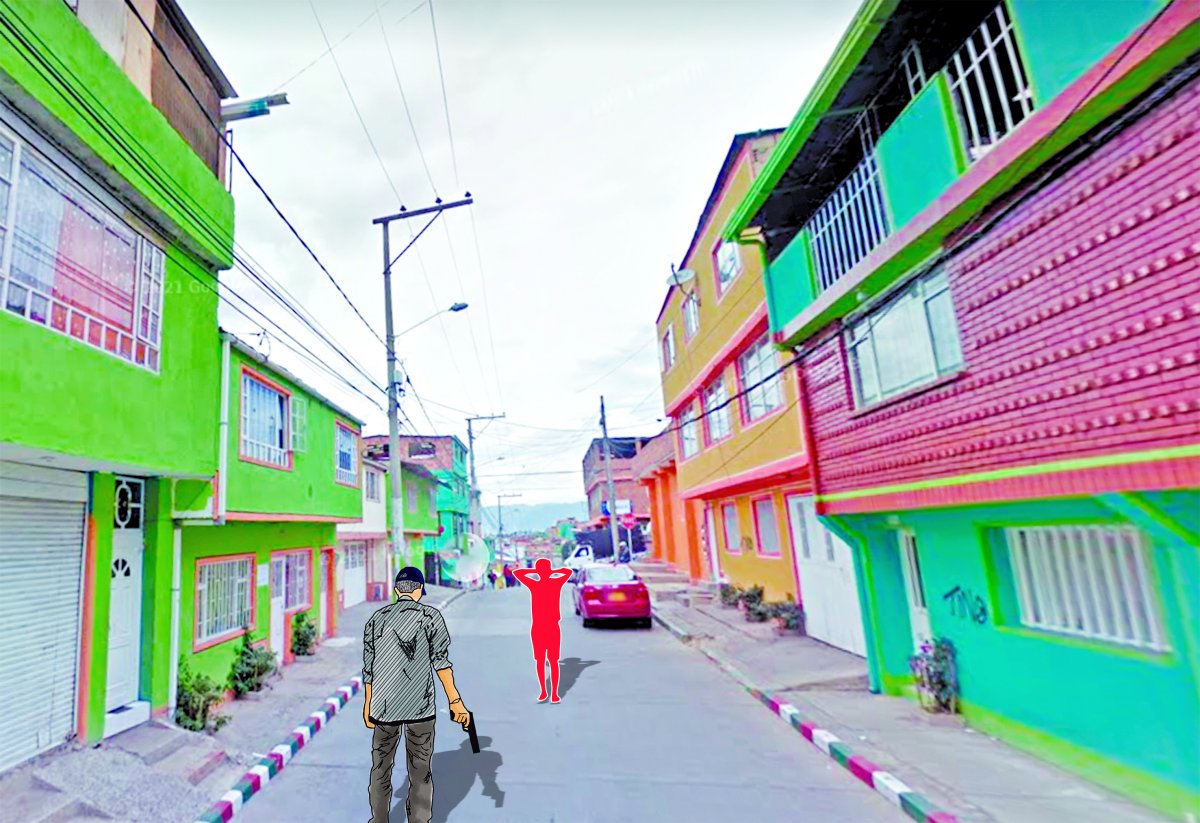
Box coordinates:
[582,618,593,628]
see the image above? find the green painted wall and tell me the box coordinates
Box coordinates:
[141,479,174,711]
[876,74,966,232]
[841,494,1200,817]
[83,473,115,742]
[403,469,439,536]
[1006,0,1167,106]
[0,248,221,477]
[0,0,234,267]
[764,230,817,334]
[225,346,362,519]
[180,521,333,685]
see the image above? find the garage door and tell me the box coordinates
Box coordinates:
[786,494,867,657]
[0,462,87,772]
[342,542,367,607]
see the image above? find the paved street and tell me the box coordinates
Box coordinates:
[238,588,899,823]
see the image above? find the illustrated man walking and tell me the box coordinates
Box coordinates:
[512,557,572,703]
[363,567,470,823]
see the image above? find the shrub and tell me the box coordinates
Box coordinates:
[909,637,959,714]
[769,600,804,631]
[292,611,318,656]
[741,585,764,608]
[718,583,743,607]
[745,600,773,623]
[175,656,229,733]
[229,630,277,697]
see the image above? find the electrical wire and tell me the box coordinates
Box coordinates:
[376,6,437,197]
[427,0,460,189]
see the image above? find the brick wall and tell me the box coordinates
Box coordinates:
[805,71,1200,500]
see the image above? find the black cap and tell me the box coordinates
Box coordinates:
[394,566,426,592]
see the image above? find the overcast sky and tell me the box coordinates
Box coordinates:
[185,0,857,507]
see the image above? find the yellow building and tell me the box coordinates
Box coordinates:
[654,129,809,605]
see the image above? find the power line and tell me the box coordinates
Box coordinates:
[122,0,387,349]
[376,6,437,196]
[427,0,460,188]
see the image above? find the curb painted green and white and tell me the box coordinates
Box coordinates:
[652,608,961,823]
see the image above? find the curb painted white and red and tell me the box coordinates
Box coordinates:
[653,609,961,823]
[192,589,467,823]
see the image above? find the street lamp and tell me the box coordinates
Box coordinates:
[395,302,469,339]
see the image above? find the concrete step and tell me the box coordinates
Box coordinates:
[36,799,115,822]
[108,720,190,766]
[0,773,75,823]
[153,736,231,787]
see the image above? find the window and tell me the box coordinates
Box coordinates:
[721,503,741,554]
[847,268,963,407]
[407,479,417,510]
[661,325,676,371]
[196,556,253,644]
[946,3,1034,162]
[409,441,436,458]
[335,423,359,485]
[366,469,381,502]
[274,551,311,611]
[682,291,700,339]
[679,406,700,459]
[1004,526,1165,651]
[345,543,366,569]
[738,336,783,422]
[703,378,732,443]
[753,497,782,557]
[241,371,289,468]
[0,130,166,371]
[807,151,890,293]
[290,396,307,452]
[714,241,741,293]
[902,41,927,99]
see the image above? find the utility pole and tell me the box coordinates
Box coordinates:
[599,396,622,563]
[374,195,473,577]
[496,492,522,566]
[466,413,505,537]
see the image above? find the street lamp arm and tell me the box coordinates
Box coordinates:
[394,303,469,339]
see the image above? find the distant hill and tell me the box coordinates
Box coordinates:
[481,501,587,536]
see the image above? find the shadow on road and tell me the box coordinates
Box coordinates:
[557,656,600,697]
[393,735,503,823]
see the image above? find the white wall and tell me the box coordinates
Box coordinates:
[338,465,387,537]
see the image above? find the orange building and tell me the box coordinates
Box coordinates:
[654,129,809,605]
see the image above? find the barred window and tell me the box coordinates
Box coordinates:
[196,557,253,643]
[272,551,311,611]
[806,152,890,293]
[241,372,289,467]
[336,423,359,485]
[1004,526,1165,651]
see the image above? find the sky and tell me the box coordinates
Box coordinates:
[184,0,859,508]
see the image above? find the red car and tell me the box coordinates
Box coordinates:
[573,564,652,627]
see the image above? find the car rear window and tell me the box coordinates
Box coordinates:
[586,566,635,583]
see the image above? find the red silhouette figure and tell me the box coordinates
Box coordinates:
[512,558,572,703]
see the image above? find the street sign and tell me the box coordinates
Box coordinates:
[620,514,637,528]
[615,499,632,515]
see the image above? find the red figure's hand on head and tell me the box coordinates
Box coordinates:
[516,558,573,702]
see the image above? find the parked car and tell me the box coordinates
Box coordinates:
[573,564,651,628]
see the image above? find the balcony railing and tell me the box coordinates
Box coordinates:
[807,151,891,293]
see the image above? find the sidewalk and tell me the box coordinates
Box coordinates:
[653,597,1171,823]
[0,585,465,823]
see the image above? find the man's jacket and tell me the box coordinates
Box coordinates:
[362,597,452,724]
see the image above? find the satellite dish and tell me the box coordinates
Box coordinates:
[439,533,491,584]
[666,267,697,286]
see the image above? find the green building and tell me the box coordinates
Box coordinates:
[0,0,236,767]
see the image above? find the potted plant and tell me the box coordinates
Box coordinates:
[291,611,318,657]
[770,599,804,635]
[909,637,959,714]
[718,583,743,608]
[745,600,773,623]
[738,585,764,616]
[229,630,277,697]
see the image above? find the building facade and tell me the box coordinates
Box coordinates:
[336,458,388,607]
[725,0,1198,814]
[581,436,652,523]
[0,0,235,768]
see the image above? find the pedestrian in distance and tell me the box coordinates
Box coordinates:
[503,563,516,588]
[488,568,498,589]
[362,566,471,823]
[512,558,572,703]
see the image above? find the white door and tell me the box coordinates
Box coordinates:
[269,557,285,663]
[106,477,145,711]
[342,542,367,607]
[786,495,867,656]
[704,505,722,582]
[0,462,87,772]
[898,531,932,652]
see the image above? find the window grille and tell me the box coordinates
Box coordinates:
[279,551,310,610]
[336,424,358,485]
[807,152,890,293]
[946,3,1035,162]
[197,557,253,642]
[738,336,784,421]
[703,378,732,442]
[345,543,367,569]
[241,374,289,467]
[1005,526,1165,651]
[902,41,927,99]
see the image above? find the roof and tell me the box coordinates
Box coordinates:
[161,0,237,98]
[657,129,784,322]
[224,332,363,426]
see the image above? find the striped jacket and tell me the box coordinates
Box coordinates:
[362,597,452,724]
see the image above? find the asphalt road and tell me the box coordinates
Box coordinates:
[237,587,899,823]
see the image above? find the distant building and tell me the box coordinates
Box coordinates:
[581,436,653,524]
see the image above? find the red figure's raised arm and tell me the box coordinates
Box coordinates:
[546,567,572,581]
[512,568,539,585]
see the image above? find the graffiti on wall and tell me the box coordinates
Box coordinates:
[943,585,988,624]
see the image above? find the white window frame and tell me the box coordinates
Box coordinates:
[679,405,700,459]
[335,422,359,486]
[345,542,367,570]
[195,556,254,644]
[753,497,783,557]
[806,151,891,293]
[946,3,1035,163]
[365,469,381,502]
[240,370,290,468]
[721,502,741,554]
[661,325,676,371]
[276,550,311,612]
[703,377,732,443]
[847,268,963,408]
[0,123,167,372]
[682,290,700,339]
[290,396,307,452]
[902,40,928,99]
[737,336,784,422]
[714,241,741,293]
[1005,525,1166,651]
